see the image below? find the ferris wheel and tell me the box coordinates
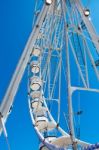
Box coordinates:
[0,0,99,150]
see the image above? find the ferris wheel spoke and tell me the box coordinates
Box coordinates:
[50,57,62,101]
[83,39,99,80]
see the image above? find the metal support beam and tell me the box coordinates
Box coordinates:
[61,0,77,149]
[0,117,8,138]
[71,86,99,94]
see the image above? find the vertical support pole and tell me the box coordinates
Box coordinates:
[61,0,77,149]
[83,39,89,88]
[48,52,51,101]
[57,52,62,124]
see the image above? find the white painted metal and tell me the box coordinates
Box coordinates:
[0,118,8,138]
[0,0,99,149]
[61,0,76,148]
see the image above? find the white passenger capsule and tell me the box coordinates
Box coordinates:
[30,91,42,99]
[32,47,41,57]
[31,98,43,109]
[33,107,48,116]
[36,117,56,132]
[30,76,42,91]
[51,136,72,147]
[36,116,48,131]
[39,136,72,150]
[30,61,40,74]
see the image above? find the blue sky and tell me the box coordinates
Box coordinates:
[0,0,99,149]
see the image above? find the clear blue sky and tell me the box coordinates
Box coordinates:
[0,0,99,150]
